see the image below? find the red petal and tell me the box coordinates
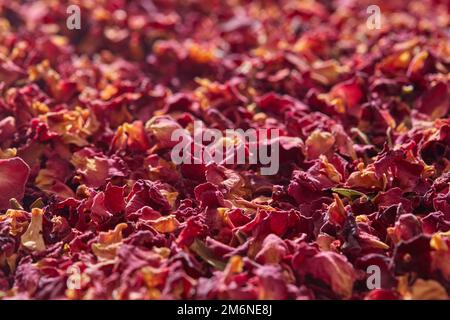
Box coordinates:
[0,157,30,210]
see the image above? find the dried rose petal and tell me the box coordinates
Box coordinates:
[0,157,30,210]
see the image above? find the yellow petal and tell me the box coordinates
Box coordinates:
[91,223,128,260]
[151,215,180,233]
[21,208,46,252]
[430,232,449,251]
[408,279,448,300]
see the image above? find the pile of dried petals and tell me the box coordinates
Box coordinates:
[0,0,449,300]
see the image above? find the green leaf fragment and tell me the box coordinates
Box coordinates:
[190,239,226,271]
[30,198,45,209]
[331,188,366,200]
[9,198,23,210]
